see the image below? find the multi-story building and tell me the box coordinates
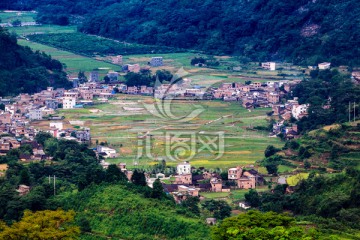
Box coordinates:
[63,97,76,109]
[150,57,163,67]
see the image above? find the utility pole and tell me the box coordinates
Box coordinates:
[48,175,56,196]
[349,102,351,122]
[354,102,356,122]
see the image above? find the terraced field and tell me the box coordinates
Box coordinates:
[32,95,283,169]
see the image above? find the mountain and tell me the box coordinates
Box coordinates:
[0,28,71,96]
[3,0,360,66]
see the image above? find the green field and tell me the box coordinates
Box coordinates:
[17,39,122,76]
[0,11,36,23]
[36,95,284,170]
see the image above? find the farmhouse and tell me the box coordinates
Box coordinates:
[318,62,331,70]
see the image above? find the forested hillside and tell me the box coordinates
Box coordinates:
[2,0,360,65]
[0,28,71,96]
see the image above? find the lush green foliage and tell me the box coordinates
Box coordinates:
[0,27,71,96]
[249,169,360,233]
[201,199,231,220]
[0,209,80,239]
[292,70,360,132]
[0,134,210,239]
[28,33,184,57]
[5,0,360,65]
[51,184,210,240]
[212,210,323,240]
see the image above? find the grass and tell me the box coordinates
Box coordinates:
[17,39,122,76]
[11,25,76,36]
[0,11,36,23]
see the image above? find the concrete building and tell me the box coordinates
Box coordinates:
[177,161,191,175]
[89,71,99,82]
[63,97,76,109]
[112,55,123,65]
[150,57,163,67]
[318,62,331,70]
[97,145,117,158]
[261,62,276,71]
[292,104,309,120]
[28,109,43,121]
[107,71,119,82]
[127,64,140,73]
[45,99,58,110]
[76,128,91,143]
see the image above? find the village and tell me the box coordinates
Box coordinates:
[0,57,351,206]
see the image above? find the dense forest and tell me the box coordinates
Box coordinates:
[2,0,360,65]
[0,27,71,96]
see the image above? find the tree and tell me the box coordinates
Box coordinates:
[78,70,87,84]
[181,196,200,216]
[304,161,311,169]
[245,189,260,208]
[202,200,231,220]
[131,169,147,186]
[266,164,278,175]
[264,145,280,158]
[0,209,80,239]
[19,169,31,186]
[11,19,21,27]
[77,216,91,233]
[35,131,53,146]
[151,179,164,199]
[105,164,127,183]
[0,103,4,111]
[104,76,110,84]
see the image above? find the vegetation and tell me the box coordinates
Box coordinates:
[0,27,71,96]
[0,209,80,239]
[0,134,210,239]
[247,169,360,235]
[51,184,210,240]
[292,69,360,132]
[4,0,360,65]
[212,210,325,240]
[28,33,185,57]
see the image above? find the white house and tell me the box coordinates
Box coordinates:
[261,62,276,71]
[177,161,191,175]
[97,145,117,158]
[239,202,251,209]
[318,62,331,70]
[63,97,76,109]
[292,104,309,120]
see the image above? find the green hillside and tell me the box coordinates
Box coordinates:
[52,184,210,240]
[0,27,71,96]
[2,0,360,65]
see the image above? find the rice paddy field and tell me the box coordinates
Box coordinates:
[32,95,283,170]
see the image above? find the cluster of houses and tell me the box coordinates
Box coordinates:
[96,160,264,204]
[270,97,310,139]
[106,55,163,74]
[160,162,263,203]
